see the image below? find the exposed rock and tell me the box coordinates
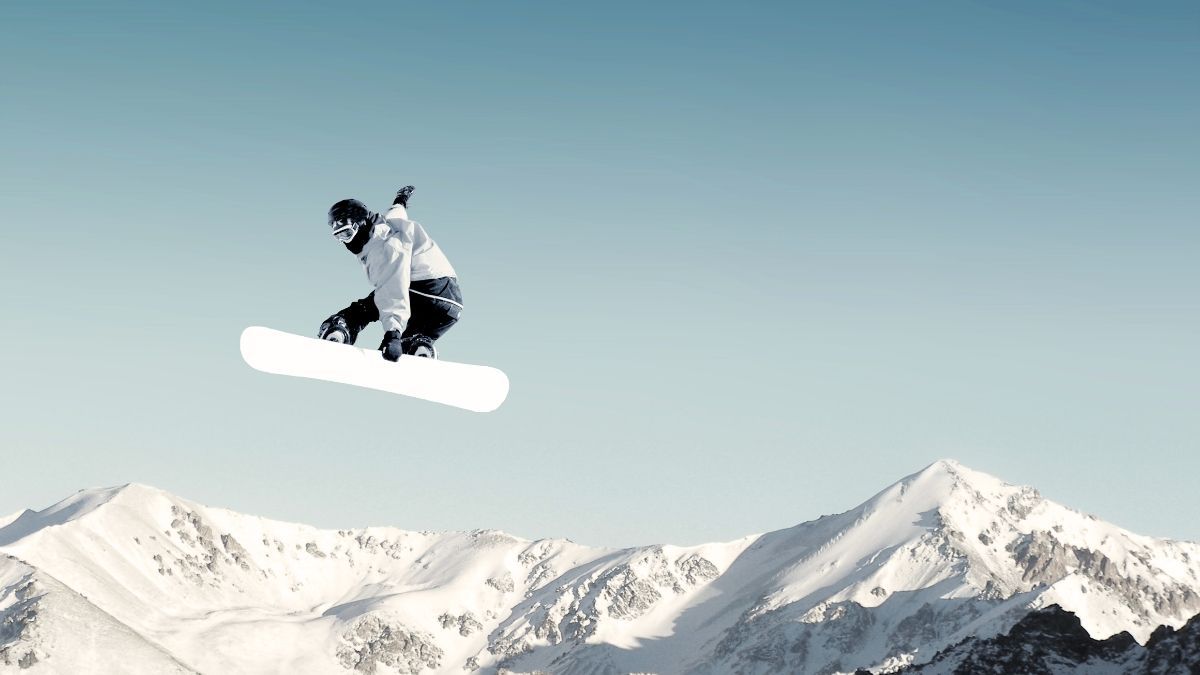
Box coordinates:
[600,571,662,620]
[337,613,442,674]
[0,576,52,672]
[1009,531,1200,622]
[164,506,241,584]
[524,561,557,594]
[221,534,251,570]
[354,534,406,560]
[894,605,1167,674]
[488,633,532,662]
[675,554,719,586]
[1144,612,1200,674]
[438,612,483,636]
[517,542,553,568]
[486,573,515,593]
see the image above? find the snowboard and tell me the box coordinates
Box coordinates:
[239,326,509,413]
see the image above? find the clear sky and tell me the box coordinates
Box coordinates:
[2,1,1197,547]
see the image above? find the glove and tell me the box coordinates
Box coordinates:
[393,185,415,207]
[380,329,405,362]
[318,315,357,344]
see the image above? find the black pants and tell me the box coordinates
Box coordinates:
[403,277,463,341]
[340,276,463,342]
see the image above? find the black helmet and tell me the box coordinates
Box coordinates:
[328,198,374,244]
[328,198,370,227]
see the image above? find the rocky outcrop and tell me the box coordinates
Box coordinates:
[1009,530,1200,622]
[889,605,1200,674]
[337,613,443,674]
[439,612,483,636]
[164,505,256,585]
[0,574,41,670]
[487,547,722,667]
[486,573,515,593]
[1144,613,1200,674]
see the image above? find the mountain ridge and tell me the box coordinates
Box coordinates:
[2,459,1197,674]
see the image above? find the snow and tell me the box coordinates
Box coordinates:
[1,460,1198,674]
[0,486,126,546]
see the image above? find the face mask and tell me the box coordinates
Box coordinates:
[331,219,361,243]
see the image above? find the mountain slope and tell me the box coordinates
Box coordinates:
[1,460,1197,674]
[0,555,196,674]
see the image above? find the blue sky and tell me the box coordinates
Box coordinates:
[2,1,1197,546]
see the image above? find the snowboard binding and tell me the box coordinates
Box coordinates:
[402,335,437,359]
[317,315,354,344]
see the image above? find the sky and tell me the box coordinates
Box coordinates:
[1,1,1197,548]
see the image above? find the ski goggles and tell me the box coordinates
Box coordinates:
[330,219,361,243]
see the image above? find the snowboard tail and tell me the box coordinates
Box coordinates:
[239,326,509,413]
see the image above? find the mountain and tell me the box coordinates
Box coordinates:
[0,555,194,674]
[1,460,1198,674]
[887,604,1200,674]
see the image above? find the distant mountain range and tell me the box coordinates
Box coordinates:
[2,460,1198,674]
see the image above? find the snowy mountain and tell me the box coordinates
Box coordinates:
[1,460,1198,674]
[891,604,1200,674]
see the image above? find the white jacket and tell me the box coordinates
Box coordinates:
[356,205,457,333]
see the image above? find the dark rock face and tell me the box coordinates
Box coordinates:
[1144,614,1200,675]
[891,605,1200,674]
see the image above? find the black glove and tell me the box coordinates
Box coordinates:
[319,294,378,345]
[318,315,357,344]
[393,185,415,207]
[380,329,405,362]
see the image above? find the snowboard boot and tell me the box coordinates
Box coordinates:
[401,334,437,359]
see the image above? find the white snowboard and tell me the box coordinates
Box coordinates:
[239,326,509,413]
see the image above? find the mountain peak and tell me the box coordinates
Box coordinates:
[850,458,1027,530]
[925,457,966,472]
[106,482,176,506]
[910,458,1011,491]
[0,485,124,546]
[0,483,179,547]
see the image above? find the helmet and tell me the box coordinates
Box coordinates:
[328,198,371,242]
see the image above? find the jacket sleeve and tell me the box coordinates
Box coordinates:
[337,292,379,334]
[371,207,416,334]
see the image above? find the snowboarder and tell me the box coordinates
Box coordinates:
[318,186,463,361]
